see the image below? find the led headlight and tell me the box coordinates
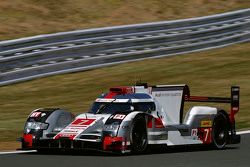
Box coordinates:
[53,127,64,132]
[103,122,120,131]
[24,122,48,133]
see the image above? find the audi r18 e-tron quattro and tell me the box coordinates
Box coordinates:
[20,84,240,154]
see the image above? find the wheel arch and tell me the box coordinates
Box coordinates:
[117,111,148,137]
[116,111,149,153]
[23,108,74,138]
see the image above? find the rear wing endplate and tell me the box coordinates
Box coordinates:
[185,86,240,123]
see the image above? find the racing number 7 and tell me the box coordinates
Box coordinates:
[203,128,212,143]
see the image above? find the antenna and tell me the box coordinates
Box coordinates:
[135,79,148,88]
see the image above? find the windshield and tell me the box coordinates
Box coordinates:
[89,102,156,114]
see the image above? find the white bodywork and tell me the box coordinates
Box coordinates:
[57,85,219,146]
[133,85,218,146]
[185,106,217,125]
[151,89,184,125]
[166,131,203,146]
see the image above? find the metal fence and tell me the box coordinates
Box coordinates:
[0,9,249,86]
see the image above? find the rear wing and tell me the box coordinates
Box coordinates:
[135,83,239,125]
[185,86,240,123]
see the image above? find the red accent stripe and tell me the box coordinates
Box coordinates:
[188,96,209,101]
[103,136,123,151]
[155,118,164,128]
[104,92,118,99]
[147,116,153,128]
[23,134,33,147]
[147,116,164,128]
[230,107,239,123]
[106,86,134,99]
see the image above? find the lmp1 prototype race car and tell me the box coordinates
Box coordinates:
[20,84,240,154]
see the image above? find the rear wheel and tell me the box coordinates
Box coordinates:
[130,115,148,153]
[212,113,229,149]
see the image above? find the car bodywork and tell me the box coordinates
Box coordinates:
[20,84,240,153]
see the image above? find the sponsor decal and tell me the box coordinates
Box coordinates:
[30,112,41,118]
[201,120,212,127]
[191,129,198,137]
[113,114,126,120]
[154,92,182,97]
[95,98,129,103]
[95,98,115,102]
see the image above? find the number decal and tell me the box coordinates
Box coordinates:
[54,118,97,140]
[204,128,210,142]
[198,128,212,144]
[77,120,90,125]
[71,119,95,126]
[113,114,126,120]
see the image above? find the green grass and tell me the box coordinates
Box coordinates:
[0,0,250,40]
[0,43,250,142]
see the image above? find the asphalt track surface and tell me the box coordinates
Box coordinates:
[0,133,249,167]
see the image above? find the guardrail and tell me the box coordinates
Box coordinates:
[0,9,249,86]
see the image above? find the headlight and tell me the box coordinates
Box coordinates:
[25,122,48,133]
[103,122,120,131]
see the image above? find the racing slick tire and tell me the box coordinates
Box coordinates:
[212,112,229,149]
[130,115,148,153]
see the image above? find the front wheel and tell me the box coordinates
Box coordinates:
[212,113,229,149]
[130,115,148,154]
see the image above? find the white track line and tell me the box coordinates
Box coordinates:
[0,150,37,155]
[236,130,250,135]
[0,130,249,155]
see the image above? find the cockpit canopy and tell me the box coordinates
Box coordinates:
[89,92,156,114]
[89,101,156,114]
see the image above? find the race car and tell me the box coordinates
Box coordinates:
[20,84,240,154]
